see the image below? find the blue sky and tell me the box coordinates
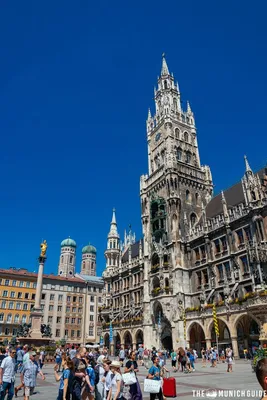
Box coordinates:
[0,0,266,275]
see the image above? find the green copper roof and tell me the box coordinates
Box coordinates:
[82,244,97,254]
[61,238,77,248]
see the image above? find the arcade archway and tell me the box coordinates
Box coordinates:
[189,322,205,353]
[104,333,110,349]
[136,330,144,347]
[209,319,231,351]
[114,333,121,355]
[124,331,133,349]
[154,301,173,351]
[235,314,260,357]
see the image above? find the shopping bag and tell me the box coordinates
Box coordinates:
[122,372,137,385]
[144,378,161,393]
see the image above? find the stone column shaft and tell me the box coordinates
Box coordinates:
[35,259,44,309]
[231,336,239,359]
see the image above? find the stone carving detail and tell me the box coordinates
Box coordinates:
[41,324,52,338]
[17,323,31,338]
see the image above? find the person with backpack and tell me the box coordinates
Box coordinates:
[84,356,96,400]
[54,355,74,400]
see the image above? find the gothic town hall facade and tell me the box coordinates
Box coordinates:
[100,56,267,357]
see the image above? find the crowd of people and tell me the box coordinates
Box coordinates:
[0,343,267,399]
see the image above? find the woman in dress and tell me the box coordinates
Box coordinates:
[107,360,124,400]
[124,351,143,400]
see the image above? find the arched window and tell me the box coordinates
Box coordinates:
[175,128,180,139]
[70,255,73,264]
[14,314,19,323]
[177,148,182,161]
[190,213,197,226]
[7,314,12,323]
[61,255,64,263]
[173,98,177,111]
[186,151,191,164]
[0,313,3,322]
[164,80,168,89]
[195,193,199,204]
[251,191,256,201]
[22,315,27,323]
[184,132,189,142]
[186,190,191,203]
[82,261,85,270]
[165,278,169,288]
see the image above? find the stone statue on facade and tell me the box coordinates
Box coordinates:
[40,240,48,257]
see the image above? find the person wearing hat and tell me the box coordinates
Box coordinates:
[20,351,45,400]
[107,361,124,400]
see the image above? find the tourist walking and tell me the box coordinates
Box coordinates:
[20,351,45,400]
[84,356,95,400]
[0,347,16,400]
[201,348,206,367]
[72,347,87,400]
[147,356,163,400]
[95,355,105,400]
[226,348,233,373]
[118,348,125,367]
[102,359,112,400]
[107,361,124,400]
[124,351,142,400]
[170,350,177,372]
[54,355,74,400]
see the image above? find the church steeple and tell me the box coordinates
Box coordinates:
[161,53,170,76]
[105,209,120,270]
[108,208,119,239]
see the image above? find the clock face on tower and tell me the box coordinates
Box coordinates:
[155,132,161,142]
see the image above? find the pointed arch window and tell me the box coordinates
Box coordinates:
[70,255,73,264]
[251,191,256,201]
[164,80,168,89]
[190,213,197,226]
[177,148,182,161]
[184,132,189,142]
[175,128,180,139]
[186,190,191,203]
[61,255,64,263]
[186,152,191,164]
[173,98,177,111]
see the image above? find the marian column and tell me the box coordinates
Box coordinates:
[30,240,48,339]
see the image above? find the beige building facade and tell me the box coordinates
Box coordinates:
[101,56,267,357]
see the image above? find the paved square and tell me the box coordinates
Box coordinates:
[13,359,262,399]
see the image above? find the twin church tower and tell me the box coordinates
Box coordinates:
[57,209,122,277]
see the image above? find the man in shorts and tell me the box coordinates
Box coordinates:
[21,351,45,399]
[118,347,125,367]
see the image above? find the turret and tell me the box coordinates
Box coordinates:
[58,238,76,277]
[81,244,97,276]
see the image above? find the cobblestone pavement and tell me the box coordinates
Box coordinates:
[13,359,261,399]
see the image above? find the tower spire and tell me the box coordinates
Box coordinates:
[244,155,252,173]
[108,208,119,238]
[161,53,170,76]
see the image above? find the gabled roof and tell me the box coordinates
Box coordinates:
[121,239,143,263]
[206,167,267,219]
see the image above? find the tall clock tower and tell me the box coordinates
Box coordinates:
[140,55,213,349]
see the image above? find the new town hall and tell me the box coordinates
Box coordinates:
[99,56,267,357]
